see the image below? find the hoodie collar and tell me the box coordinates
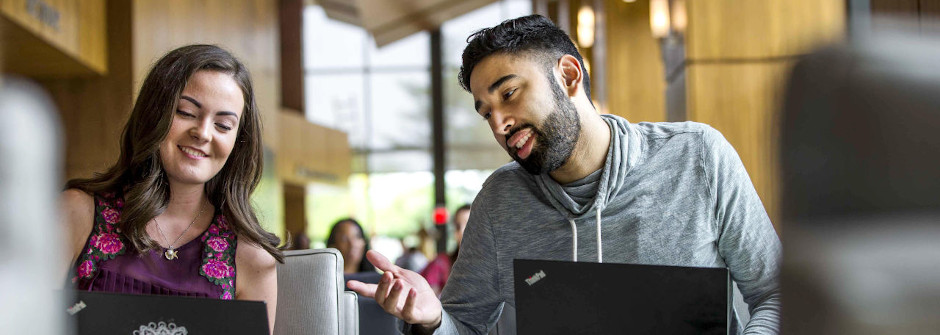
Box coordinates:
[535,114,641,219]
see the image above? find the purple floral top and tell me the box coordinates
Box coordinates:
[72,192,237,299]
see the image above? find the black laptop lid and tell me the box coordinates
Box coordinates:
[513,259,730,335]
[67,291,268,334]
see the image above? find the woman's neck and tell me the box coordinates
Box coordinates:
[163,181,208,221]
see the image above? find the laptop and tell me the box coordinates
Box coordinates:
[66,291,269,334]
[513,259,730,335]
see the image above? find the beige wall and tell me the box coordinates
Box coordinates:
[605,0,666,122]
[596,0,845,227]
[685,0,845,226]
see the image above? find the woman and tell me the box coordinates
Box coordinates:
[420,204,470,296]
[60,45,282,333]
[326,218,375,274]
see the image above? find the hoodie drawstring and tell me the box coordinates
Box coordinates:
[568,207,604,263]
[596,207,603,263]
[567,219,578,262]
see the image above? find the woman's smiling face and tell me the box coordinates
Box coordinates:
[159,70,244,186]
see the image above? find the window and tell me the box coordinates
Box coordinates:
[303,1,531,248]
[442,0,532,223]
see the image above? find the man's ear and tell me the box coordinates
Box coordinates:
[558,54,583,97]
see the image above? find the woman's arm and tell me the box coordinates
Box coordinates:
[235,241,278,334]
[59,189,95,282]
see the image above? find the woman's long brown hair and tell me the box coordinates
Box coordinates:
[67,44,283,263]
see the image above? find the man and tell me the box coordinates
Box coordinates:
[348,14,781,334]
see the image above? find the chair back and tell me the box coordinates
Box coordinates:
[274,248,358,335]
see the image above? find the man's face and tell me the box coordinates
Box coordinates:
[469,53,580,175]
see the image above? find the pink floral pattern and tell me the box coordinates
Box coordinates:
[94,233,124,255]
[77,260,94,279]
[200,211,237,299]
[74,192,238,300]
[100,208,120,224]
[73,193,126,282]
[206,236,228,252]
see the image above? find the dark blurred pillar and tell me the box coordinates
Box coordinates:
[431,29,447,253]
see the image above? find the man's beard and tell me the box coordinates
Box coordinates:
[510,81,581,175]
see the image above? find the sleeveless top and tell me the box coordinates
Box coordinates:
[72,192,237,300]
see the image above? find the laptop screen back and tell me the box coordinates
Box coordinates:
[68,291,268,334]
[513,259,730,335]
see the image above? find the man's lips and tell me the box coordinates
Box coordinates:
[507,128,532,148]
[507,128,536,160]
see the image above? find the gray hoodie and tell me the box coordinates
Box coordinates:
[411,114,781,334]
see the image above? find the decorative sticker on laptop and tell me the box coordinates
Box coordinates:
[133,321,188,335]
[525,270,546,286]
[66,301,86,315]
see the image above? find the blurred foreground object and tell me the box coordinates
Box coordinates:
[0,78,65,334]
[781,29,940,334]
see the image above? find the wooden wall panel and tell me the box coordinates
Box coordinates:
[604,0,666,122]
[41,0,133,180]
[1,0,107,76]
[685,0,846,228]
[686,0,845,60]
[283,183,306,237]
[277,110,351,186]
[686,62,793,224]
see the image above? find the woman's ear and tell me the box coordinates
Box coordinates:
[558,54,583,97]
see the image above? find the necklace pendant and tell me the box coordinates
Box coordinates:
[164,248,178,260]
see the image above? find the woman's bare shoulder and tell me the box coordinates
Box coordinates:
[236,241,277,271]
[61,189,94,225]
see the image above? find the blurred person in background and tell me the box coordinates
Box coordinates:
[396,234,429,273]
[327,218,376,275]
[291,232,311,250]
[420,204,470,296]
[60,44,282,334]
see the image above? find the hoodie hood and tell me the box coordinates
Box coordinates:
[535,114,641,219]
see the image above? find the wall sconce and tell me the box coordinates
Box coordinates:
[671,0,687,34]
[577,5,595,48]
[650,0,671,38]
[650,0,686,39]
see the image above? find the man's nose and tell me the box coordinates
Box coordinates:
[492,110,514,135]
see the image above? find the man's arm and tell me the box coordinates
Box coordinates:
[703,127,782,334]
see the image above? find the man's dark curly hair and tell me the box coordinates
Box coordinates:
[458,14,591,101]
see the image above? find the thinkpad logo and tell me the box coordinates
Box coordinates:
[525,270,546,286]
[66,301,86,315]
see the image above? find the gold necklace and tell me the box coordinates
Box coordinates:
[153,202,206,260]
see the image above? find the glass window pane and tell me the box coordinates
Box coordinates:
[365,150,432,173]
[441,1,532,171]
[369,72,430,151]
[305,73,366,148]
[369,32,430,68]
[304,6,367,69]
[441,0,532,67]
[501,0,532,20]
[358,172,434,237]
[442,3,504,67]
